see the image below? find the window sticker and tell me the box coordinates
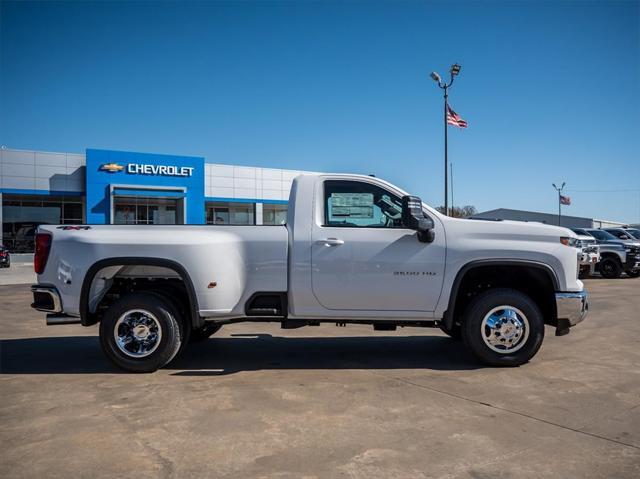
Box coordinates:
[330,193,374,218]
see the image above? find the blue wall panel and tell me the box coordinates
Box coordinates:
[86,149,205,224]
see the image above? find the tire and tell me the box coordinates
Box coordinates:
[190,323,222,343]
[578,266,590,279]
[99,292,185,373]
[439,323,462,340]
[599,257,622,279]
[626,269,640,278]
[461,288,545,367]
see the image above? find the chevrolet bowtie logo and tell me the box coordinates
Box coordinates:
[100,163,125,173]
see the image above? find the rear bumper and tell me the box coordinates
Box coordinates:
[556,290,589,327]
[31,285,81,325]
[31,285,63,313]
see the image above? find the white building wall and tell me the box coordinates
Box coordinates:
[592,219,628,229]
[0,149,85,193]
[204,163,311,202]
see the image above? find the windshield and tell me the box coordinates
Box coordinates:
[625,229,640,240]
[588,229,618,241]
[571,228,589,236]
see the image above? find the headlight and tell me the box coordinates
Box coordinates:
[560,237,578,247]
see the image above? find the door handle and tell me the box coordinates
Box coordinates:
[319,238,345,246]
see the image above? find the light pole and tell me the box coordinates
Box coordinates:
[450,161,454,216]
[552,182,566,226]
[431,63,461,216]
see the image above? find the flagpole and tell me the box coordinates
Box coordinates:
[552,182,566,226]
[430,64,461,217]
[444,86,448,216]
[450,161,454,216]
[559,190,561,226]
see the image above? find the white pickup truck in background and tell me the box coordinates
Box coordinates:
[31,173,588,372]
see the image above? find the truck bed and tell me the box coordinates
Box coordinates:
[37,224,289,319]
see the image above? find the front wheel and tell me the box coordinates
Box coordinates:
[578,266,590,279]
[99,293,185,373]
[461,288,545,367]
[599,257,622,279]
[626,269,640,278]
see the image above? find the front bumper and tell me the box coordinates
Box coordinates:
[624,250,640,270]
[556,290,589,327]
[579,252,599,265]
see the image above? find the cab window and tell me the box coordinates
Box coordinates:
[323,180,404,228]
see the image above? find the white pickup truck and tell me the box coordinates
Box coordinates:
[31,173,588,372]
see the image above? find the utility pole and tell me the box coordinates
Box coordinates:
[552,182,566,226]
[430,63,461,216]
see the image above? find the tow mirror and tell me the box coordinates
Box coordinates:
[401,195,435,243]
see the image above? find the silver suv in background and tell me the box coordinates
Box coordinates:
[623,228,640,240]
[584,229,640,278]
[604,228,640,243]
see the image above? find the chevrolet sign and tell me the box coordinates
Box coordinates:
[127,164,194,177]
[100,163,125,173]
[100,163,194,177]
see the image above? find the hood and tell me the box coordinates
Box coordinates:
[598,238,637,247]
[447,217,576,243]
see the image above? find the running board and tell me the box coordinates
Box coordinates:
[46,314,82,325]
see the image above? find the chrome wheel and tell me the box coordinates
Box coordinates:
[114,309,162,358]
[481,306,529,354]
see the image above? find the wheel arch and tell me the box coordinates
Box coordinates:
[80,257,202,329]
[443,259,559,330]
[599,251,623,262]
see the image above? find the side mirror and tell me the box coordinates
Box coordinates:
[401,195,435,243]
[620,235,629,240]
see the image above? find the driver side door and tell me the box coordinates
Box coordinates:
[310,179,446,312]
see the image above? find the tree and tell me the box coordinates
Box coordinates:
[435,205,478,218]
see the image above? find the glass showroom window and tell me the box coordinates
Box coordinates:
[263,204,288,225]
[206,202,255,225]
[1,194,84,252]
[113,196,182,225]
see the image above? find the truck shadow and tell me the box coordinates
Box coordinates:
[0,334,482,375]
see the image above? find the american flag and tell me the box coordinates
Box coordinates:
[560,195,571,205]
[446,104,468,128]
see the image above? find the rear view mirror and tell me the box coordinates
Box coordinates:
[402,196,435,243]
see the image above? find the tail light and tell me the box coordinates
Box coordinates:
[34,232,52,274]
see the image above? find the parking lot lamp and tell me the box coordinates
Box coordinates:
[431,63,461,216]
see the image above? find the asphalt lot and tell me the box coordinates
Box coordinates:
[1,279,639,478]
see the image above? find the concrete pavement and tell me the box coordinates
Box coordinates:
[0,254,35,286]
[1,278,639,478]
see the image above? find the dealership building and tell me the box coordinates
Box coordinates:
[0,147,310,251]
[471,208,628,229]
